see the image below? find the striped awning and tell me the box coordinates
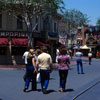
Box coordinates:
[0,38,9,45]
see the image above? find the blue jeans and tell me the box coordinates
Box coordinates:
[40,69,50,90]
[25,65,37,90]
[59,70,68,90]
[77,59,83,73]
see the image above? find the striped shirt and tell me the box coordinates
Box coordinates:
[75,51,83,60]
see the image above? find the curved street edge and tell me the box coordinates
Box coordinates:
[61,76,100,100]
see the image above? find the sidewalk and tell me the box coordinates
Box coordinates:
[0,60,76,69]
[0,56,89,69]
[0,65,25,68]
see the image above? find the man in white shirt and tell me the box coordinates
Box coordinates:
[22,48,30,81]
[88,51,92,65]
[22,51,29,65]
[75,49,84,74]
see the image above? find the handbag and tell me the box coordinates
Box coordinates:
[36,73,41,82]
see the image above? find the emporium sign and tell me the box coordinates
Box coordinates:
[0,31,28,37]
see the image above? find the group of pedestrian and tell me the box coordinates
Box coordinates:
[22,46,53,94]
[22,46,71,94]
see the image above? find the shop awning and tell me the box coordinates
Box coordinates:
[0,38,9,45]
[48,32,57,37]
[12,38,28,46]
[81,45,90,49]
[73,46,82,49]
[36,41,48,46]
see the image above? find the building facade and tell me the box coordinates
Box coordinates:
[76,25,100,57]
[0,11,61,64]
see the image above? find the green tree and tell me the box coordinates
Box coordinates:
[58,9,89,45]
[61,9,89,36]
[0,0,64,47]
[63,9,89,26]
[96,18,100,26]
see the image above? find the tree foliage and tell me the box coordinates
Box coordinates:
[63,9,89,27]
[60,9,89,36]
[1,0,64,16]
[58,9,89,45]
[96,18,100,27]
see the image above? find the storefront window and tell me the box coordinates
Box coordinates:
[0,47,7,55]
[43,16,50,31]
[12,47,27,55]
[17,15,23,29]
[35,17,38,31]
[54,22,57,32]
[0,14,2,28]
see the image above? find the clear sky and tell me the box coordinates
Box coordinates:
[63,0,100,25]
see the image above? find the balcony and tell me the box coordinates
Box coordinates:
[48,32,58,40]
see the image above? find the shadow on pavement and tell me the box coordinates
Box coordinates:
[24,89,37,93]
[64,88,74,92]
[46,90,57,94]
[37,89,57,94]
[24,89,57,94]
[50,77,55,80]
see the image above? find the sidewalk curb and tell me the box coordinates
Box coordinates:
[0,65,25,69]
[0,68,25,70]
[0,62,87,69]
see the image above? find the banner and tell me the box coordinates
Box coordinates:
[59,35,67,45]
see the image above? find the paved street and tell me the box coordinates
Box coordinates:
[0,57,100,100]
[74,82,100,100]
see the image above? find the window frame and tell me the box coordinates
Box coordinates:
[17,15,23,29]
[54,22,57,32]
[0,14,2,28]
